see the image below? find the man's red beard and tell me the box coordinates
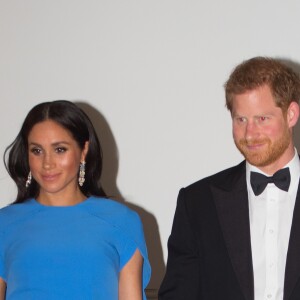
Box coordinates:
[234,132,291,167]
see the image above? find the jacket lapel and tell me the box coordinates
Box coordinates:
[284,182,300,300]
[211,162,254,300]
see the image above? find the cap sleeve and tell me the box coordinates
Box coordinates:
[119,211,151,300]
[85,197,151,299]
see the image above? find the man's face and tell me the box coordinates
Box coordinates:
[232,85,294,173]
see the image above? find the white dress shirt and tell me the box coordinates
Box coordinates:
[246,150,300,300]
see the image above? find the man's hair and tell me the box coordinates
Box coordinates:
[225,56,300,112]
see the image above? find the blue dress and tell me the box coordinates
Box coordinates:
[0,197,151,299]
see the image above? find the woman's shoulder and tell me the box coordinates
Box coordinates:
[0,199,40,229]
[85,196,142,229]
[86,196,140,218]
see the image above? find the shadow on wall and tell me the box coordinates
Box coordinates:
[280,58,300,153]
[75,101,165,296]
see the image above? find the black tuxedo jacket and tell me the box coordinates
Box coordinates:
[158,161,300,300]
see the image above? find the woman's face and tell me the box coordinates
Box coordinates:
[27,120,88,202]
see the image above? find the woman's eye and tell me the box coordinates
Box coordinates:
[55,147,67,153]
[30,148,42,155]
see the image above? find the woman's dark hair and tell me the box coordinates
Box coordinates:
[4,100,106,203]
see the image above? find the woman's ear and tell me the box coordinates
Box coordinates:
[81,141,89,162]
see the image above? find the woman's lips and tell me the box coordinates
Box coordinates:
[41,174,59,181]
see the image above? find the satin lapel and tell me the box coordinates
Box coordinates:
[284,183,300,300]
[211,170,254,300]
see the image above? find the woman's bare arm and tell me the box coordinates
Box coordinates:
[0,278,6,300]
[119,249,143,300]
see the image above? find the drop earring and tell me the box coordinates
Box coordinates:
[26,171,32,188]
[78,162,86,187]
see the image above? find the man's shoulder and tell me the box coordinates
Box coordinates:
[184,160,246,193]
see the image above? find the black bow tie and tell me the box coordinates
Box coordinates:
[250,167,291,196]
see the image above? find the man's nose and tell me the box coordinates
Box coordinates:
[245,121,259,141]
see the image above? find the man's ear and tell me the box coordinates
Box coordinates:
[287,102,300,128]
[81,141,89,162]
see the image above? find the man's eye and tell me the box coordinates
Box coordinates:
[235,117,246,123]
[55,147,67,153]
[259,116,268,122]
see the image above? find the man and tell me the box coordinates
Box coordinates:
[158,57,300,300]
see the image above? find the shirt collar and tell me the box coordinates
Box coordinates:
[246,148,300,196]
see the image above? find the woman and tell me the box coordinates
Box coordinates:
[0,100,151,300]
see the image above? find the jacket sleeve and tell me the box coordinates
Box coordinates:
[158,188,200,300]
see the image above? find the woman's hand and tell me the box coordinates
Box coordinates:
[119,249,143,300]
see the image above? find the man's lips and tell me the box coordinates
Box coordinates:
[245,143,265,150]
[239,139,269,150]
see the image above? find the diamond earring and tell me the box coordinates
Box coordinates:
[78,162,86,187]
[26,171,32,188]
